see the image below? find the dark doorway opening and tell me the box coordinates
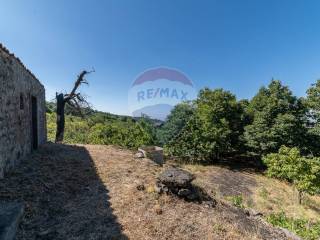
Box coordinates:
[31,96,38,150]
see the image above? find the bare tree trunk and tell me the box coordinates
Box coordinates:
[55,93,66,143]
[54,70,94,143]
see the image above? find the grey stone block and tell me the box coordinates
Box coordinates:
[138,146,164,166]
[0,202,24,240]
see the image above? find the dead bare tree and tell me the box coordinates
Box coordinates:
[55,70,94,143]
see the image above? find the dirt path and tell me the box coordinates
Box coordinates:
[0,144,288,239]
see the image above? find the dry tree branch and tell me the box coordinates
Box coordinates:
[55,69,94,142]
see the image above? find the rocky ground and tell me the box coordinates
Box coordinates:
[0,143,291,239]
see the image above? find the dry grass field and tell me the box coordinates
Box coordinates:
[1,143,314,239]
[184,164,320,221]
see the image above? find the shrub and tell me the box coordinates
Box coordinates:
[47,113,155,149]
[87,120,154,149]
[227,195,244,208]
[267,212,320,240]
[263,146,320,203]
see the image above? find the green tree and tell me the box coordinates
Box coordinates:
[167,88,244,162]
[263,146,320,204]
[244,80,307,155]
[306,80,320,128]
[304,80,320,155]
[157,102,194,145]
[134,117,157,146]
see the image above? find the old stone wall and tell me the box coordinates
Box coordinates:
[0,44,46,178]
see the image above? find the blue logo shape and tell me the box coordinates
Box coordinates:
[128,67,196,120]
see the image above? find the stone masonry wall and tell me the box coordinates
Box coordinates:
[0,45,46,178]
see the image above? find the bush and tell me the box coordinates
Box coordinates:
[226,195,244,208]
[263,146,320,202]
[47,113,155,149]
[267,212,320,240]
[89,120,155,149]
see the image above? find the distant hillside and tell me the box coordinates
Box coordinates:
[46,101,162,148]
[133,103,173,121]
[46,101,164,127]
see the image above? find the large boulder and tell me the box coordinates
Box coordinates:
[157,167,195,189]
[156,167,216,207]
[138,146,164,166]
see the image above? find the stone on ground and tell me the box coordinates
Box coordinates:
[134,152,144,158]
[138,146,164,165]
[0,202,24,240]
[158,167,195,188]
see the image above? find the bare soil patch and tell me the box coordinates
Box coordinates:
[184,164,257,198]
[0,143,288,239]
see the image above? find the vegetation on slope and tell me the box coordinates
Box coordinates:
[0,144,295,240]
[184,163,320,240]
[47,105,157,149]
[46,79,320,239]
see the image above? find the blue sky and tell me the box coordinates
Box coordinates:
[1,0,320,115]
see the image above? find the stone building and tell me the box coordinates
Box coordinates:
[0,44,46,178]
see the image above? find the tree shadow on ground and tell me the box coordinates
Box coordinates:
[207,166,258,197]
[0,143,128,240]
[210,156,263,197]
[215,155,266,173]
[181,155,262,198]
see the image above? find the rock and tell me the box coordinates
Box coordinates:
[136,184,145,191]
[158,167,195,189]
[155,182,168,194]
[279,227,301,240]
[154,183,163,194]
[185,192,199,201]
[138,146,164,165]
[134,152,144,158]
[0,202,24,240]
[178,188,192,197]
[154,204,163,215]
[244,208,263,217]
[203,200,216,208]
[156,167,216,207]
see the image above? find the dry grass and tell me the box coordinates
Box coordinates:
[183,163,320,221]
[251,175,320,220]
[0,144,290,239]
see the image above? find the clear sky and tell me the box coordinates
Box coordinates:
[1,0,320,115]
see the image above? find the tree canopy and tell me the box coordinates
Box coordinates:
[166,88,244,162]
[244,80,307,155]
